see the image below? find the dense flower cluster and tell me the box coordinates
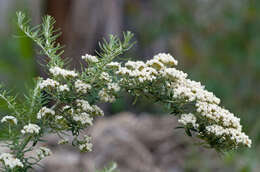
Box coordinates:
[49,66,78,78]
[113,53,251,149]
[35,62,105,152]
[21,123,41,135]
[178,113,199,129]
[75,80,91,94]
[97,72,121,103]
[0,153,23,169]
[39,78,59,89]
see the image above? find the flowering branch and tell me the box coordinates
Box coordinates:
[0,12,251,171]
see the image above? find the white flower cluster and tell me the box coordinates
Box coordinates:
[196,101,241,130]
[1,116,17,125]
[178,113,199,129]
[106,62,120,68]
[39,78,59,89]
[78,135,93,152]
[206,125,251,147]
[55,115,63,121]
[169,78,220,104]
[58,138,69,145]
[36,147,52,159]
[107,82,120,92]
[98,89,116,103]
[153,53,178,66]
[91,105,104,117]
[162,68,187,81]
[125,61,146,70]
[39,79,70,92]
[75,80,91,94]
[116,62,158,83]
[73,112,93,125]
[0,153,23,169]
[21,123,41,135]
[76,99,94,112]
[37,107,55,119]
[58,84,70,92]
[49,66,78,78]
[82,54,99,63]
[100,72,112,82]
[114,53,251,148]
[97,72,120,103]
[63,99,104,126]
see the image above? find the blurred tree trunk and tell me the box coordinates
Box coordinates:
[46,0,72,45]
[44,0,124,69]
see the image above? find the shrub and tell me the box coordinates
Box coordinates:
[0,12,251,171]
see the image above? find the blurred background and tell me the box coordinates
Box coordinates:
[0,0,259,171]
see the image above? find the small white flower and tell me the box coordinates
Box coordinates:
[161,68,187,81]
[37,107,55,119]
[75,80,91,94]
[107,82,120,92]
[78,135,92,152]
[55,115,63,121]
[1,116,17,125]
[58,84,70,92]
[92,105,104,117]
[125,61,146,70]
[106,62,120,68]
[58,139,69,145]
[98,89,116,103]
[73,112,93,125]
[153,53,178,66]
[49,66,78,78]
[62,105,71,112]
[178,113,199,128]
[76,99,93,112]
[21,123,41,135]
[0,153,23,169]
[39,78,60,89]
[82,54,99,63]
[79,142,93,152]
[100,72,112,82]
[146,59,165,70]
[36,147,52,159]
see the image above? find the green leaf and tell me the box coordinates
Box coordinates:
[185,128,192,137]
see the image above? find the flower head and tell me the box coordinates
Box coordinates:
[37,107,55,119]
[1,116,17,125]
[36,147,52,159]
[49,66,78,78]
[0,153,23,169]
[21,123,41,135]
[82,54,99,63]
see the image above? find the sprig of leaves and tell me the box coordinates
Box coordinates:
[0,85,21,118]
[16,11,64,68]
[97,31,135,63]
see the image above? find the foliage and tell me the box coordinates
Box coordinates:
[95,163,118,172]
